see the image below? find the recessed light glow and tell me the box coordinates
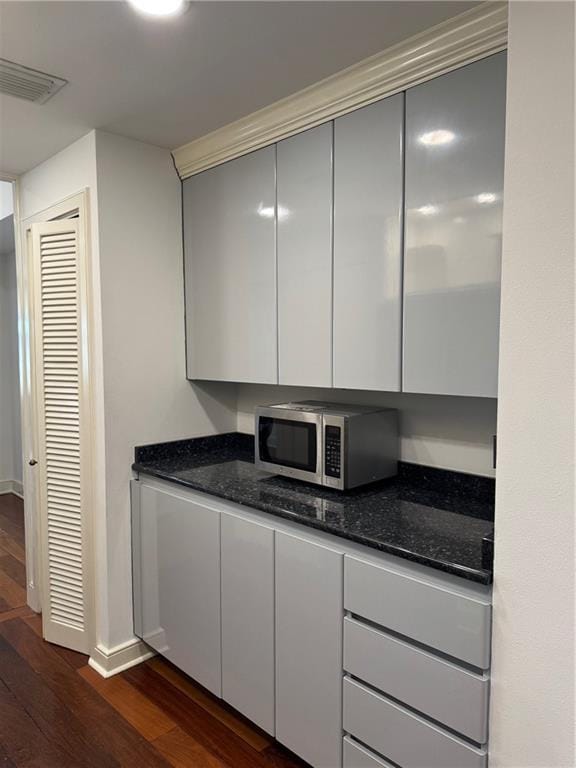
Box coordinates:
[418,130,455,147]
[128,0,186,17]
[418,205,438,216]
[476,192,497,204]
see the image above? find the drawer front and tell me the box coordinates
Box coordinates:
[344,617,489,743]
[344,677,487,768]
[344,556,491,668]
[344,736,397,768]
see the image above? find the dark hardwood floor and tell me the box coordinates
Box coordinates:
[0,493,309,768]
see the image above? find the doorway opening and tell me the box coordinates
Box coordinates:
[0,181,95,654]
[0,179,27,620]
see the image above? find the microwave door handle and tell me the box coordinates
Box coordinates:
[318,416,324,480]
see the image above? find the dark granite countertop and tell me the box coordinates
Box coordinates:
[133,433,495,585]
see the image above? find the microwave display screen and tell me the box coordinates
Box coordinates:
[258,417,317,473]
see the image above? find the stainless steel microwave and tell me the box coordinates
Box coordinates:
[255,401,398,490]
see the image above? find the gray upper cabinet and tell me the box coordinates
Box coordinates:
[277,124,333,387]
[333,95,404,391]
[182,56,505,394]
[183,146,277,383]
[403,53,507,397]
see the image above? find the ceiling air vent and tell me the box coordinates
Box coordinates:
[0,58,67,104]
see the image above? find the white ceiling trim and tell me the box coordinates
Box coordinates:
[173,1,507,179]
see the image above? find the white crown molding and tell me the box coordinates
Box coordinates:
[173,1,508,179]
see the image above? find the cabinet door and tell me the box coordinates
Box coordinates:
[133,482,221,695]
[277,123,333,386]
[221,514,275,734]
[333,95,403,391]
[275,532,343,768]
[403,53,506,397]
[183,146,277,383]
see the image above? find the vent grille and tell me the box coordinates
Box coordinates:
[0,58,67,104]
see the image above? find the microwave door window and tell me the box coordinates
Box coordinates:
[259,417,317,473]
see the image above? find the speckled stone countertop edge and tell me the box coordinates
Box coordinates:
[133,432,495,501]
[132,433,494,585]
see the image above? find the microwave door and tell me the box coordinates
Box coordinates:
[256,409,322,485]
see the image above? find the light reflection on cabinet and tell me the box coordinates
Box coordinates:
[333,94,404,392]
[277,123,333,387]
[403,52,507,397]
[182,55,506,397]
[183,146,277,384]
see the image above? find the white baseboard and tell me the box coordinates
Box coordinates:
[0,479,24,498]
[88,637,155,678]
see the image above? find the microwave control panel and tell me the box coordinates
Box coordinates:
[324,425,341,479]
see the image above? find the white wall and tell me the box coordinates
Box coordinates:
[94,130,237,649]
[0,214,22,487]
[237,384,497,476]
[19,132,99,223]
[19,130,105,616]
[490,3,575,767]
[19,129,237,654]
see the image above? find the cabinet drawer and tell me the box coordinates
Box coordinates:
[344,677,487,768]
[343,736,396,768]
[344,556,491,668]
[344,617,489,743]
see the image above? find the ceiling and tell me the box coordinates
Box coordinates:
[0,1,476,176]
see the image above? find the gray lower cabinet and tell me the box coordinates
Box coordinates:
[344,617,489,743]
[344,677,487,768]
[221,513,275,735]
[182,145,277,384]
[333,94,404,392]
[277,123,333,387]
[403,52,507,397]
[275,531,344,768]
[344,554,492,669]
[131,481,222,696]
[132,479,493,768]
[343,737,397,768]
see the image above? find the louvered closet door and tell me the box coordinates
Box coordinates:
[30,219,91,653]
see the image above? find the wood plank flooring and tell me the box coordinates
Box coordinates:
[0,493,310,768]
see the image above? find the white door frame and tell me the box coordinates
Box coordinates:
[0,171,42,610]
[16,189,95,634]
